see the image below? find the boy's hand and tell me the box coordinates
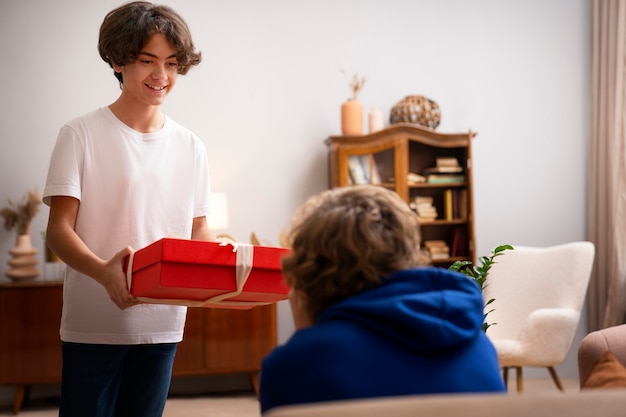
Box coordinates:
[100,246,140,310]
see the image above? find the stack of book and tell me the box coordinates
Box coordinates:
[423,157,465,184]
[407,172,426,184]
[410,196,437,222]
[423,240,450,260]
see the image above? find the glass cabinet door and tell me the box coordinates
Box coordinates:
[345,147,395,187]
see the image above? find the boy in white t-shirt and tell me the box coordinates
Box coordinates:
[43,2,214,416]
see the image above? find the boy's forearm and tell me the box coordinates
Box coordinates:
[46,223,107,282]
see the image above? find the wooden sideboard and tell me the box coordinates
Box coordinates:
[0,281,63,415]
[0,281,276,414]
[171,302,277,393]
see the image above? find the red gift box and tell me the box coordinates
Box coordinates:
[125,238,290,309]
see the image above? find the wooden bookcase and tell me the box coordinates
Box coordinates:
[0,281,275,414]
[326,123,477,267]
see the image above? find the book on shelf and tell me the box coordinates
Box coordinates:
[428,246,449,255]
[423,166,463,175]
[416,211,437,222]
[427,174,465,184]
[416,205,437,215]
[407,172,427,184]
[423,240,450,260]
[417,214,437,222]
[451,228,467,257]
[444,189,453,221]
[410,196,437,221]
[430,252,451,260]
[413,196,434,205]
[365,154,382,184]
[423,240,448,249]
[436,157,460,168]
[442,189,468,220]
[348,155,381,185]
[422,157,463,175]
[348,155,368,184]
[454,189,468,220]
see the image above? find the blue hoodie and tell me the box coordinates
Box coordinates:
[259,267,506,413]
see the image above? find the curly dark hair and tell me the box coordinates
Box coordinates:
[282,185,430,320]
[98,1,202,85]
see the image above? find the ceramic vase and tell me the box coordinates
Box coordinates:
[368,107,384,133]
[5,234,40,282]
[341,99,364,136]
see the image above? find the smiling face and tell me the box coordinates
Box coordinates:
[113,34,179,109]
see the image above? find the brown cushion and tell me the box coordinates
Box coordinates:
[582,351,626,389]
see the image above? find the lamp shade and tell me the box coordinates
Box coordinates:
[208,192,229,231]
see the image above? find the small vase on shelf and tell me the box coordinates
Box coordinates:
[5,233,40,282]
[1,188,42,281]
[341,99,364,136]
[339,71,367,136]
[368,107,384,133]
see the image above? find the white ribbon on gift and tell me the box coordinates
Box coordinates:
[126,241,271,308]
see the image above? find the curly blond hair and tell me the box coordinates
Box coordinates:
[282,185,430,320]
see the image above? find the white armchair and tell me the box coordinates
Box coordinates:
[482,241,595,393]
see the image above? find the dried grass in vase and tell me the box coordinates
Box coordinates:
[340,69,367,101]
[1,189,42,235]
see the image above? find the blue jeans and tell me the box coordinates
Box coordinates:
[59,342,178,417]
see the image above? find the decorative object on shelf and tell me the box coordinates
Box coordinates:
[6,234,40,281]
[389,95,441,129]
[368,107,384,133]
[1,189,42,282]
[340,70,367,135]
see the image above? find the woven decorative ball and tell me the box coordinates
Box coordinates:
[389,95,441,129]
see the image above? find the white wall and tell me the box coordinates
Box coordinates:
[0,0,590,394]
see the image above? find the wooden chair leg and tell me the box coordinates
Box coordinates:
[249,372,260,398]
[547,366,565,392]
[515,366,523,393]
[502,367,509,391]
[13,385,30,415]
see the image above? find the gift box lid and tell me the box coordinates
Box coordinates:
[129,238,288,272]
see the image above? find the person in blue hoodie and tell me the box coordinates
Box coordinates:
[259,185,505,413]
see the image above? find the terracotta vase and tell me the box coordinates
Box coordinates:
[5,234,40,282]
[341,99,364,136]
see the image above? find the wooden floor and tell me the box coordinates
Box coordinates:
[506,377,580,395]
[2,378,581,416]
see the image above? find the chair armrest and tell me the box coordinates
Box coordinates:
[518,308,579,365]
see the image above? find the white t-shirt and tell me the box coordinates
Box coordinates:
[43,107,211,344]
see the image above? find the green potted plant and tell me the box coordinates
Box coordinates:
[449,244,514,331]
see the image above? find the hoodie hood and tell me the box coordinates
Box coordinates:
[317,267,485,353]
